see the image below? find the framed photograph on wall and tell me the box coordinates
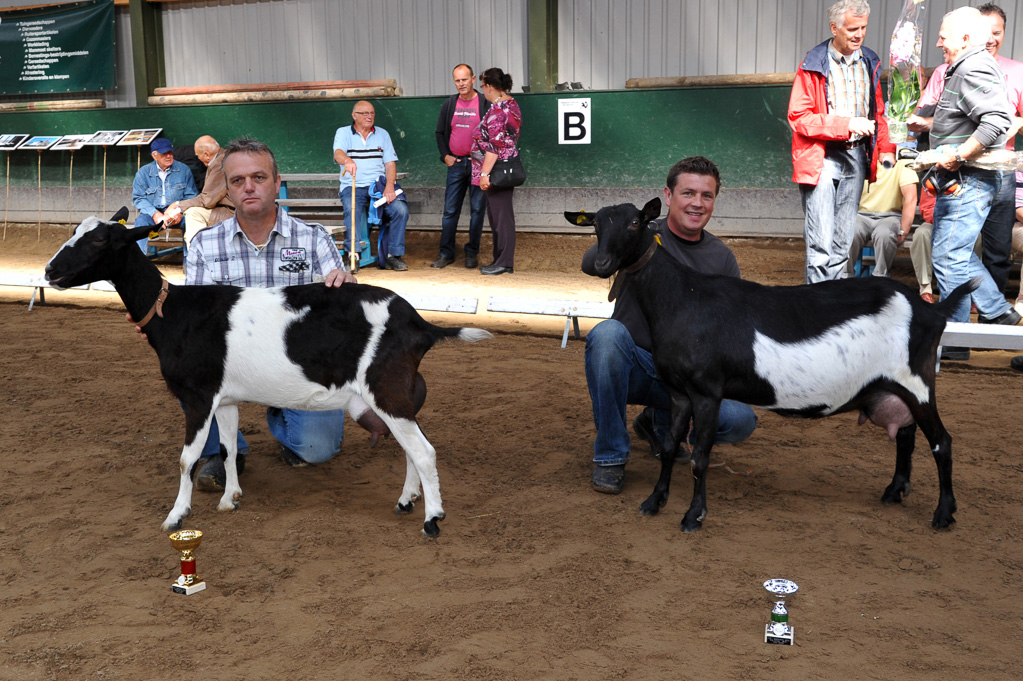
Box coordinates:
[51,134,94,151]
[20,136,62,150]
[84,130,128,146]
[0,134,31,151]
[117,128,163,146]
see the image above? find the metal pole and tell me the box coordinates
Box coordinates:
[37,151,42,241]
[2,152,9,241]
[102,146,108,217]
[68,151,74,234]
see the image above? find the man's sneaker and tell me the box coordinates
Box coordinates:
[632,408,661,458]
[279,444,308,467]
[591,464,625,494]
[195,448,246,492]
[386,255,409,271]
[979,308,1023,325]
[430,255,454,269]
[1011,355,1023,372]
[940,346,971,362]
[465,253,478,269]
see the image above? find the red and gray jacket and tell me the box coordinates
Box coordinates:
[788,39,894,185]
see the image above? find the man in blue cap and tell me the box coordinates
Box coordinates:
[131,137,198,252]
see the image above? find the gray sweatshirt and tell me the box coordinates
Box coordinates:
[930,45,1013,150]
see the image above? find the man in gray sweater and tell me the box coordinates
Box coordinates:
[921,7,1021,348]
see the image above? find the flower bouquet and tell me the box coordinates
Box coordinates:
[887,0,927,143]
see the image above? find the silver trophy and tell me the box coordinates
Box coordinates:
[763,578,798,645]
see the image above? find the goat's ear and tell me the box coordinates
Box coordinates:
[564,210,595,227]
[110,206,130,224]
[641,198,661,223]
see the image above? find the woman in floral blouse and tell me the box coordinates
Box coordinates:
[471,67,522,275]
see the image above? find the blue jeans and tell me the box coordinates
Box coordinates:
[584,320,758,466]
[439,158,486,259]
[134,212,186,254]
[800,146,868,283]
[199,407,345,465]
[339,187,408,257]
[933,169,1013,323]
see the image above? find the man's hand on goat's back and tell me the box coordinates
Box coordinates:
[324,269,357,287]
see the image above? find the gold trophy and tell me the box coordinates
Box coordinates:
[169,530,207,595]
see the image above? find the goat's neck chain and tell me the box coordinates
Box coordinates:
[131,278,169,328]
[608,235,661,302]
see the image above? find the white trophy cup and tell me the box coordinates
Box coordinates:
[763,578,798,645]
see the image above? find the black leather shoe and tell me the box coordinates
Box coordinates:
[279,443,308,467]
[480,263,513,275]
[430,255,454,269]
[632,408,661,458]
[386,255,409,271]
[465,253,478,269]
[591,464,625,494]
[1011,355,1023,372]
[979,308,1022,325]
[195,447,246,492]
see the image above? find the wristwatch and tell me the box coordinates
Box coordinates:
[954,150,966,165]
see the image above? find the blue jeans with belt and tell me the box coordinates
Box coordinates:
[439,158,486,259]
[584,320,758,466]
[933,168,1014,323]
[799,145,868,283]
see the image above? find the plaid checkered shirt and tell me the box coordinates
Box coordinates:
[185,206,345,287]
[826,42,870,140]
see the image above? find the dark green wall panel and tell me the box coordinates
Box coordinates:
[0,86,794,190]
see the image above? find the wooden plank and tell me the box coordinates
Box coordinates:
[148,86,399,106]
[280,172,408,182]
[398,293,478,314]
[277,199,341,207]
[487,295,613,319]
[941,322,1023,351]
[152,79,398,96]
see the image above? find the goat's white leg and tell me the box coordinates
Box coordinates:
[394,451,423,515]
[162,412,216,531]
[383,417,445,537]
[215,404,243,513]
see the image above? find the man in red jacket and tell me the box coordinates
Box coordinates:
[788,0,895,283]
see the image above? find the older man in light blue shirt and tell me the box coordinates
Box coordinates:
[333,100,409,271]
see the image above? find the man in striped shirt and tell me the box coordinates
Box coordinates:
[334,101,410,271]
[788,0,895,283]
[185,138,391,491]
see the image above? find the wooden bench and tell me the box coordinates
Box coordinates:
[0,273,116,311]
[486,296,614,348]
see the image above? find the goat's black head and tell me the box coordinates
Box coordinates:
[565,198,661,277]
[44,208,152,289]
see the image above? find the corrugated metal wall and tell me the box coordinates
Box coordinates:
[558,0,1023,89]
[158,0,527,97]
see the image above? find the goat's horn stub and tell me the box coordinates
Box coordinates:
[111,206,130,224]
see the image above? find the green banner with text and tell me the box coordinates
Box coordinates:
[0,0,114,96]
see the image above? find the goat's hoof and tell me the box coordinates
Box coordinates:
[881,481,910,504]
[218,501,239,512]
[931,511,956,530]
[640,495,666,516]
[422,517,442,538]
[395,501,415,515]
[681,510,705,533]
[162,516,185,532]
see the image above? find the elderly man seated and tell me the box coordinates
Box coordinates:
[169,135,235,245]
[131,137,198,252]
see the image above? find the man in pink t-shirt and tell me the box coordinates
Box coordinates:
[432,64,492,269]
[910,2,1023,295]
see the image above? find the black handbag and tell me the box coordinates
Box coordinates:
[490,153,526,188]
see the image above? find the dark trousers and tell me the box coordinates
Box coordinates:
[439,159,486,259]
[485,186,516,268]
[980,169,1015,294]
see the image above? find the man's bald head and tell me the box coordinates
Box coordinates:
[194,135,221,166]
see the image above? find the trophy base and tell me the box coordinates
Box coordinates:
[172,580,206,595]
[765,623,794,645]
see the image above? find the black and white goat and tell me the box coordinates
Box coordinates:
[44,210,491,537]
[567,199,977,533]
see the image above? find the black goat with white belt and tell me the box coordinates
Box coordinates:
[45,210,491,537]
[567,198,976,533]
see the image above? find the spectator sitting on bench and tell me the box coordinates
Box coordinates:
[131,137,197,253]
[332,101,410,271]
[169,135,235,246]
[846,156,917,278]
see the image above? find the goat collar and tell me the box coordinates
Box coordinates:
[132,278,169,328]
[608,234,661,302]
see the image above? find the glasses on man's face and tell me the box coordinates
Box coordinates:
[354,111,375,116]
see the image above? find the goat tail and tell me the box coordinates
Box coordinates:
[453,328,494,343]
[933,277,983,319]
